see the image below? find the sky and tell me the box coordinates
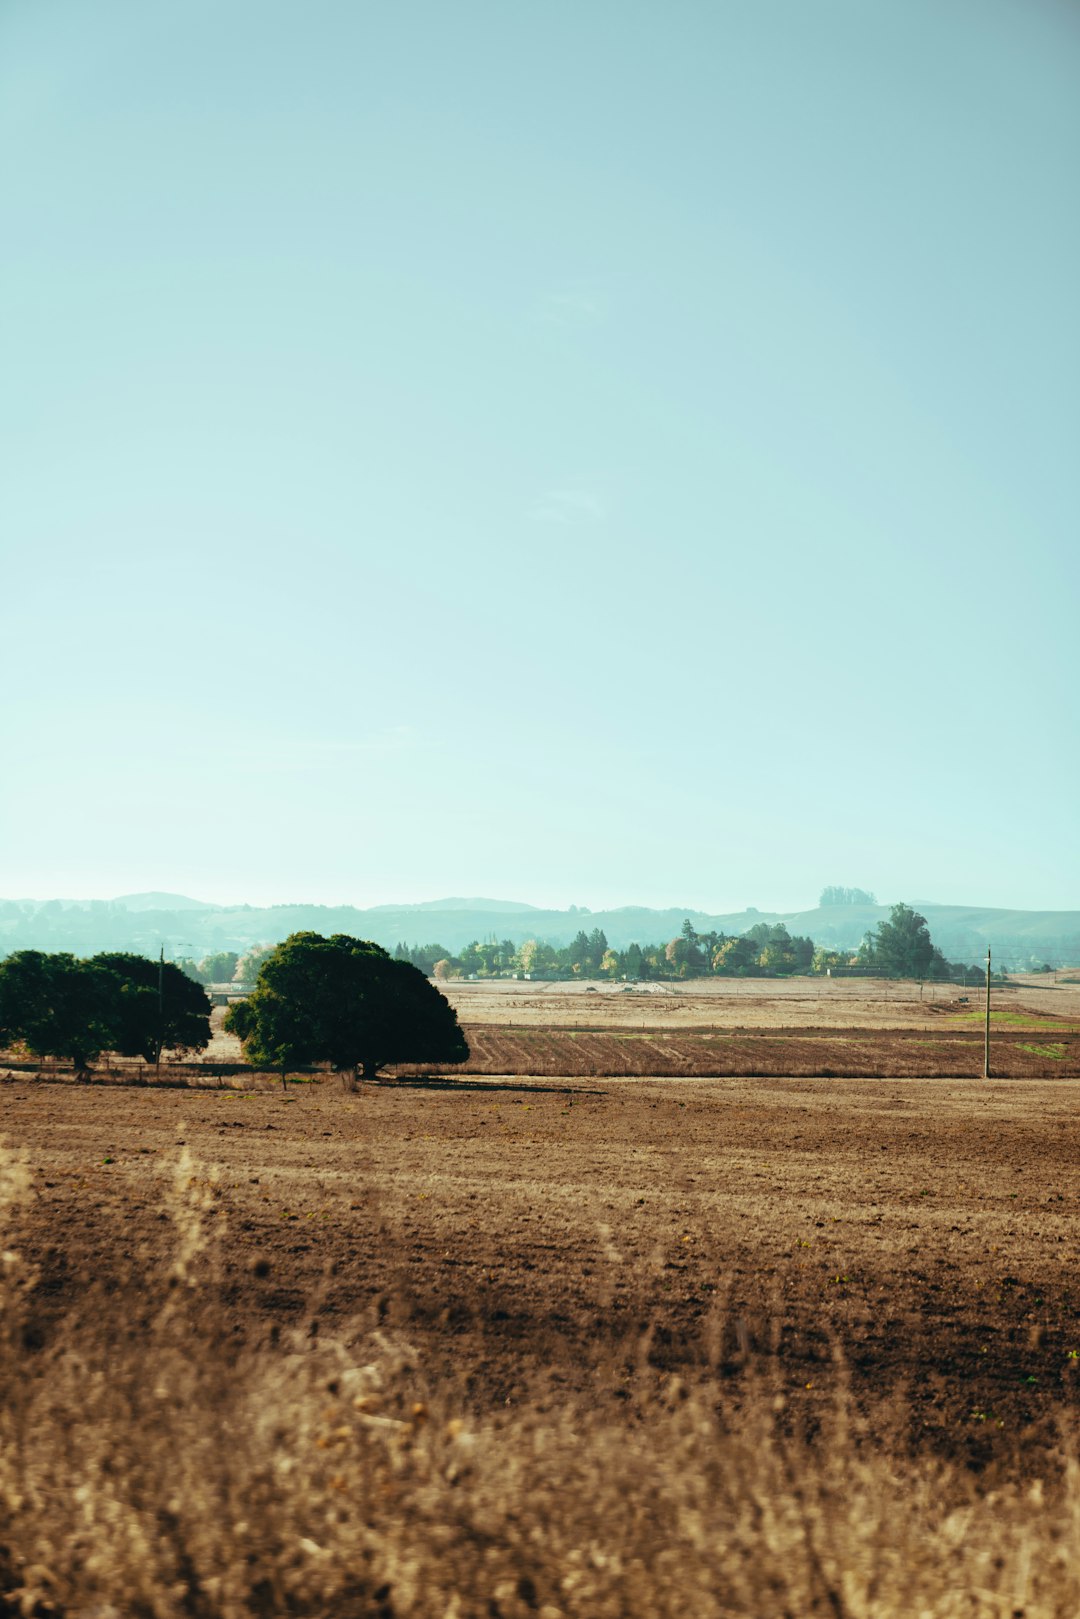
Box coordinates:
[2,0,1078,914]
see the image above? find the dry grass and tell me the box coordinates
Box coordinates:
[4,1114,1080,1617]
[435,973,1080,1033]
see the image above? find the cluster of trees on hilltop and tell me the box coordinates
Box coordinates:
[394,909,992,984]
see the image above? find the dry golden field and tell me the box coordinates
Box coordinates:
[435,970,1080,1031]
[3,1042,1080,1615]
[3,975,1080,1615]
[6,1069,1080,1436]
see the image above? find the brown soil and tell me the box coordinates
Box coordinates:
[416,1022,1077,1078]
[6,1068,1080,1469]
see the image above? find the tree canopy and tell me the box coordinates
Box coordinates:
[0,949,211,1072]
[0,951,121,1073]
[91,952,212,1064]
[858,904,949,980]
[819,886,877,907]
[393,911,989,983]
[225,931,469,1084]
[177,951,241,986]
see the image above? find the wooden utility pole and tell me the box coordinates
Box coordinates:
[157,945,165,1079]
[984,946,992,1079]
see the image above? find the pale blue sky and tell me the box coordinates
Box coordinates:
[2,0,1077,912]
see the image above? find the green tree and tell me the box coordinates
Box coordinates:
[516,939,559,977]
[199,951,240,984]
[811,947,847,975]
[859,904,948,979]
[225,932,468,1087]
[91,952,212,1066]
[758,938,795,974]
[714,936,760,976]
[0,951,123,1075]
[665,935,702,977]
[237,945,274,985]
[394,941,453,975]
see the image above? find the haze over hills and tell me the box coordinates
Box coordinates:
[366,898,540,915]
[111,892,221,913]
[1,893,1078,970]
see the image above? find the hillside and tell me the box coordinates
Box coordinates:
[1,894,1078,969]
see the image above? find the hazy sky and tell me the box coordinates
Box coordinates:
[3,0,1077,913]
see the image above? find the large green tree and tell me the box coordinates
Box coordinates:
[225,932,469,1087]
[91,952,212,1066]
[859,904,948,979]
[0,950,212,1074]
[0,951,123,1074]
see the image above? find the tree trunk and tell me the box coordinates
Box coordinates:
[341,1066,359,1093]
[362,1058,379,1081]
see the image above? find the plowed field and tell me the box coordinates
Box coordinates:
[406,1023,1079,1078]
[5,1067,1080,1470]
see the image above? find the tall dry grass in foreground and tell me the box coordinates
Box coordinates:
[2,1141,1079,1618]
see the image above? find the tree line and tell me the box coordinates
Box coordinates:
[0,934,468,1084]
[393,905,992,985]
[0,951,212,1073]
[0,910,992,1079]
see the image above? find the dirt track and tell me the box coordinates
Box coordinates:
[6,1068,1080,1466]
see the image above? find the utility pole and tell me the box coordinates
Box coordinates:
[990,945,997,1081]
[157,945,165,1079]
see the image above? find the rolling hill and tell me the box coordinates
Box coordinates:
[1,894,1077,969]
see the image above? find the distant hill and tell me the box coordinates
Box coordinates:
[112,892,216,913]
[1,894,1077,969]
[366,897,539,915]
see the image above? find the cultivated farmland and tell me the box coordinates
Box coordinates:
[2,975,1080,1615]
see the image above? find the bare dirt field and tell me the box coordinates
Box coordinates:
[6,1067,1079,1453]
[101,972,1073,1084]
[418,973,1080,1080]
[5,985,1080,1614]
[436,970,1080,1032]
